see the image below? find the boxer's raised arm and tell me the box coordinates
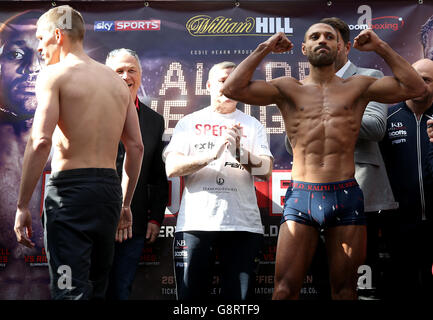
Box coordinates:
[354,29,426,104]
[222,32,292,106]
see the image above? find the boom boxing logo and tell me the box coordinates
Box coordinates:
[349,5,404,32]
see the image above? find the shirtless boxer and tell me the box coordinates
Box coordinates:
[222,23,426,299]
[13,5,143,299]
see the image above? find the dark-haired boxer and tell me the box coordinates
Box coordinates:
[13,5,143,300]
[285,17,399,300]
[222,23,426,299]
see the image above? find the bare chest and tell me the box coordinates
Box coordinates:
[281,86,364,149]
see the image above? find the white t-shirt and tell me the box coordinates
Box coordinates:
[164,106,273,234]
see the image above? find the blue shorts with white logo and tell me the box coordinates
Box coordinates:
[281,179,366,230]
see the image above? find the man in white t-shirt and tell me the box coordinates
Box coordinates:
[163,61,274,300]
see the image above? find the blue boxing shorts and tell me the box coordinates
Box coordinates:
[281,179,366,230]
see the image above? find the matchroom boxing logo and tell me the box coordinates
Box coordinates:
[369,16,404,31]
[349,16,404,32]
[349,5,404,32]
[94,20,161,32]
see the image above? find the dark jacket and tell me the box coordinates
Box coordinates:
[380,102,433,223]
[116,99,169,235]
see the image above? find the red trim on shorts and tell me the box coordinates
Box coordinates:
[289,179,358,192]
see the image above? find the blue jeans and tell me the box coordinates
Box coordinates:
[105,235,146,300]
[173,231,263,301]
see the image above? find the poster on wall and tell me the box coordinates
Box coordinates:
[0,0,431,300]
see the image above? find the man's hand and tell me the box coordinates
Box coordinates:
[224,123,242,157]
[211,138,229,162]
[427,119,433,143]
[14,207,35,248]
[146,222,160,244]
[116,206,133,242]
[207,124,242,163]
[353,28,383,52]
[263,32,293,53]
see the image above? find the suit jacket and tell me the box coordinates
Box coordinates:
[343,62,398,212]
[117,100,169,235]
[285,62,398,212]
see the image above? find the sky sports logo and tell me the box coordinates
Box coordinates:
[94,20,160,32]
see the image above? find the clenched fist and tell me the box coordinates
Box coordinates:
[263,32,294,53]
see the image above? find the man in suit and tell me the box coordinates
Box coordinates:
[105,48,169,300]
[284,17,398,299]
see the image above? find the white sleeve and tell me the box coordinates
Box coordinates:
[163,117,190,159]
[252,120,273,158]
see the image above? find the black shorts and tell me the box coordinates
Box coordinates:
[43,168,122,300]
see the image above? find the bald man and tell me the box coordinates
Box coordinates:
[222,23,426,299]
[379,58,433,299]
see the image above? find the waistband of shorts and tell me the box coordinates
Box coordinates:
[49,168,119,180]
[289,179,358,191]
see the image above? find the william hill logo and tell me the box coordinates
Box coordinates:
[186,15,293,36]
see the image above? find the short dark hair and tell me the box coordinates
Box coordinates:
[420,15,433,50]
[320,17,350,44]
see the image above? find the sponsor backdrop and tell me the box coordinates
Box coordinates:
[0,0,431,299]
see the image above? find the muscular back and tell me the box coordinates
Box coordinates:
[277,75,371,182]
[48,57,130,172]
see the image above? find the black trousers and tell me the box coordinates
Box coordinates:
[173,231,263,301]
[380,216,432,300]
[43,168,122,300]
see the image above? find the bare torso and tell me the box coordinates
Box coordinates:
[49,56,130,172]
[275,75,371,182]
